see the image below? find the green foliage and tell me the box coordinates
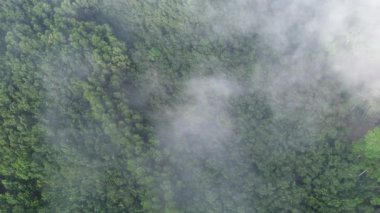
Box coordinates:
[0,0,379,212]
[355,128,380,159]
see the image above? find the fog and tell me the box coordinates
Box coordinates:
[146,0,380,209]
[5,0,379,211]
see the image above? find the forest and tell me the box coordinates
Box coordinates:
[1,0,380,212]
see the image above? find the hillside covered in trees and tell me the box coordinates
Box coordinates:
[1,0,380,212]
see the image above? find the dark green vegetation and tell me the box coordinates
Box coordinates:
[0,0,379,212]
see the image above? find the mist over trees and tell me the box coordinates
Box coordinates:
[0,0,380,212]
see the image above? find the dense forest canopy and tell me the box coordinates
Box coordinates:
[0,0,380,212]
